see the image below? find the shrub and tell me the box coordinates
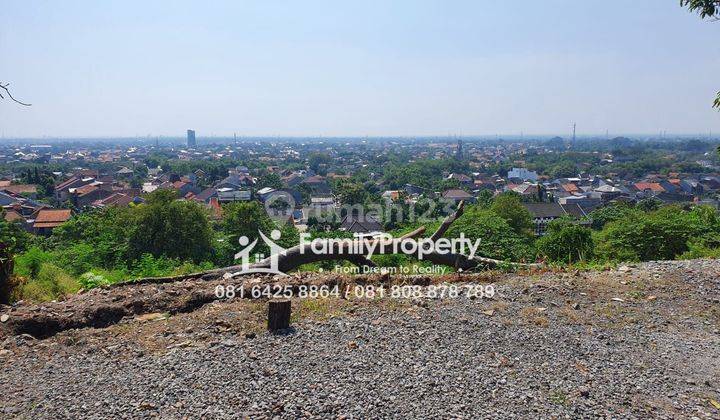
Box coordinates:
[78,272,110,289]
[18,263,79,302]
[129,254,178,278]
[56,243,104,276]
[594,205,712,262]
[536,218,594,264]
[679,233,720,260]
[588,203,640,230]
[14,247,53,279]
[445,205,535,262]
[50,206,133,268]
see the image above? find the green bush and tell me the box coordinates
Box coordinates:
[679,230,720,260]
[536,218,594,264]
[129,254,178,278]
[79,272,110,289]
[445,205,535,262]
[14,247,53,279]
[588,203,641,230]
[50,206,133,268]
[128,190,214,263]
[56,243,105,276]
[18,263,79,302]
[594,205,714,262]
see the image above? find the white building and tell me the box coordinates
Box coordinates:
[508,167,539,181]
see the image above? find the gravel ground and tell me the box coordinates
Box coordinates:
[1,259,719,419]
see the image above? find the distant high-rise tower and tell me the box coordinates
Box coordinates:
[456,138,463,160]
[187,129,196,148]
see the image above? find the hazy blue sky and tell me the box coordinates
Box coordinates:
[1,0,719,138]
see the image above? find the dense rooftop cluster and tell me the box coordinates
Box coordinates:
[0,135,717,237]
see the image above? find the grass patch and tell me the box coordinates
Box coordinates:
[291,298,347,322]
[15,263,80,302]
[549,390,568,405]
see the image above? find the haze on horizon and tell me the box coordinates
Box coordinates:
[1,0,719,139]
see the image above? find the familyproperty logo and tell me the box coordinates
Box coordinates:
[234,230,288,276]
[233,230,483,276]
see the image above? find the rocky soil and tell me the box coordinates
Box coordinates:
[1,259,719,418]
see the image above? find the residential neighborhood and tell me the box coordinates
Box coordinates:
[1,136,718,237]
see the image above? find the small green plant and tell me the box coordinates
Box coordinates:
[549,390,567,405]
[78,272,110,289]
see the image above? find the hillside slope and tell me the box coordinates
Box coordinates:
[1,259,719,418]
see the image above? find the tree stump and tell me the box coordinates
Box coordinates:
[267,300,291,332]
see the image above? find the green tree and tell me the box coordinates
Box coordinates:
[588,203,641,230]
[221,201,277,259]
[221,201,300,265]
[636,198,662,212]
[128,190,213,263]
[0,214,31,255]
[536,218,594,264]
[445,206,535,262]
[0,215,31,302]
[476,190,495,208]
[335,180,368,206]
[308,153,331,174]
[257,172,283,190]
[221,201,274,242]
[681,0,719,19]
[51,206,133,268]
[489,192,533,235]
[549,161,577,178]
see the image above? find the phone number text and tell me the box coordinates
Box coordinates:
[214,284,495,300]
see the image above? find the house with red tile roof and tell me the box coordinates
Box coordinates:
[32,209,72,235]
[633,182,665,194]
[1,184,38,197]
[561,183,580,193]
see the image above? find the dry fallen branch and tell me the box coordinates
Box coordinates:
[207,200,542,280]
[113,202,543,285]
